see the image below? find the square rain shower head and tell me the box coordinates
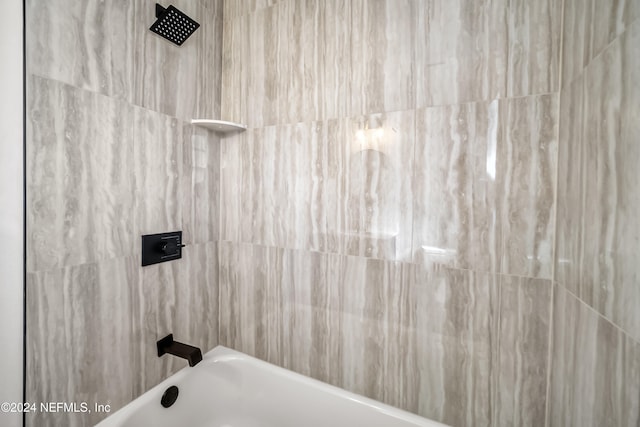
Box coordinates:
[149,4,200,46]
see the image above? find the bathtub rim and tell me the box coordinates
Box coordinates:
[95,345,449,427]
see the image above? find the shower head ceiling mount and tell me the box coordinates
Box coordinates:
[149,3,200,46]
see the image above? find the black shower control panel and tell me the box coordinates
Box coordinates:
[141,231,184,266]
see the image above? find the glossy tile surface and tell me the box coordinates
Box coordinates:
[25,243,218,427]
[27,0,223,121]
[413,95,557,278]
[220,8,248,125]
[26,1,223,425]
[219,241,551,427]
[218,242,495,425]
[220,111,415,261]
[27,76,184,273]
[560,0,594,85]
[415,0,508,107]
[589,0,639,60]
[412,101,500,272]
[223,0,353,126]
[218,3,565,423]
[27,1,640,426]
[548,285,640,427]
[26,257,139,427]
[554,75,584,294]
[132,104,183,237]
[555,21,640,341]
[26,0,135,101]
[223,0,281,20]
[301,0,352,121]
[221,2,302,127]
[506,0,562,96]
[495,276,551,427]
[497,94,558,279]
[562,0,639,85]
[133,0,223,121]
[27,76,137,272]
[182,125,220,245]
[349,0,416,115]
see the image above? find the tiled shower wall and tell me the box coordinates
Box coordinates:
[25,1,223,426]
[549,0,640,425]
[219,1,560,426]
[23,0,640,426]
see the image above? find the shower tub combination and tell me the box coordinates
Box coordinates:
[96,346,448,427]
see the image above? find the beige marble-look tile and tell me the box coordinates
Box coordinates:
[413,94,557,278]
[412,101,500,272]
[133,257,176,395]
[301,0,352,121]
[562,0,639,86]
[27,0,222,121]
[494,276,551,427]
[218,241,345,387]
[241,5,280,127]
[223,0,281,20]
[497,94,558,279]
[410,264,498,427]
[27,76,136,273]
[220,12,248,125]
[577,21,640,340]
[278,248,343,385]
[181,125,220,245]
[132,0,223,122]
[561,0,593,86]
[218,241,503,426]
[28,75,186,271]
[167,243,219,352]
[26,257,139,427]
[222,0,350,125]
[218,241,286,363]
[132,106,182,240]
[350,0,416,116]
[337,257,499,426]
[506,0,562,96]
[225,0,308,127]
[554,74,585,296]
[26,245,218,427]
[220,112,414,262]
[277,0,306,125]
[249,124,296,250]
[219,130,252,243]
[589,0,639,60]
[339,111,415,260]
[415,0,508,108]
[548,285,640,427]
[26,0,135,101]
[337,255,403,404]
[133,242,219,394]
[311,118,348,253]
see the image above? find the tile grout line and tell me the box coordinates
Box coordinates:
[557,13,634,92]
[559,282,640,348]
[215,239,557,282]
[492,2,510,423]
[217,0,225,351]
[241,91,564,132]
[544,0,567,422]
[26,71,200,126]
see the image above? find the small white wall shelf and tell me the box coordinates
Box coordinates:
[190,119,247,135]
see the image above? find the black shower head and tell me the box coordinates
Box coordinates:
[149,3,200,46]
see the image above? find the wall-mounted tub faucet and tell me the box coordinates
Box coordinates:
[157,334,202,367]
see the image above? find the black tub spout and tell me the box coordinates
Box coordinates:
[157,334,203,367]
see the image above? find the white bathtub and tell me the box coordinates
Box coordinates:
[95,346,448,427]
